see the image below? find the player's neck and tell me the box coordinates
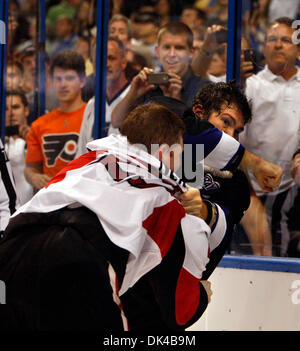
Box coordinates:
[59,96,85,113]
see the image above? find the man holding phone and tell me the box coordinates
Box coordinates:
[111,21,210,129]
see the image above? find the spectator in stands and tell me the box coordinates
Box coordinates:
[192,25,255,86]
[22,0,38,16]
[76,34,93,76]
[206,0,229,27]
[26,16,37,49]
[44,54,60,113]
[111,21,211,128]
[131,11,161,71]
[6,60,24,91]
[155,0,177,27]
[192,25,206,51]
[9,0,20,14]
[5,90,33,205]
[74,0,95,37]
[25,50,86,190]
[246,0,271,55]
[7,11,31,52]
[104,37,131,135]
[18,44,36,99]
[46,0,81,33]
[109,14,133,49]
[192,24,227,78]
[109,14,141,79]
[180,5,207,30]
[126,48,148,71]
[206,46,227,82]
[239,17,300,256]
[16,45,59,120]
[49,15,78,58]
[17,44,37,123]
[82,14,144,102]
[76,37,131,156]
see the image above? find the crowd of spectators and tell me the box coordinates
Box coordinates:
[2,0,300,258]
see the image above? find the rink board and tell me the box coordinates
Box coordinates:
[188,255,300,331]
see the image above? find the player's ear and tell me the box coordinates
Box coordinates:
[193,104,204,117]
[156,143,169,162]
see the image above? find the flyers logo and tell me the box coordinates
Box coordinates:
[42,133,79,167]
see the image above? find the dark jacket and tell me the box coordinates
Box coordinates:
[0,207,128,331]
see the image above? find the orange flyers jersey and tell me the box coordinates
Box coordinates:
[26,104,86,178]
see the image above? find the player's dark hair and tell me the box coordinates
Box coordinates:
[120,103,185,153]
[192,81,252,125]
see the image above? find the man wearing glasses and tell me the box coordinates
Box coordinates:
[239,17,300,257]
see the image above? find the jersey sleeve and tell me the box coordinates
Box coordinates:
[123,224,209,331]
[200,170,251,280]
[184,127,245,172]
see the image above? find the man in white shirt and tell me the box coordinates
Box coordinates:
[76,36,131,156]
[239,17,300,256]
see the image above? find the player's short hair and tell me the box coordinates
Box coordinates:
[120,103,185,153]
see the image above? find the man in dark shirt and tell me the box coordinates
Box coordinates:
[111,21,210,128]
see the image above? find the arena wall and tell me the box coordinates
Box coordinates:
[188,255,300,331]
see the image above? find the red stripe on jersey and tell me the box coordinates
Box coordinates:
[46,151,99,188]
[175,267,201,325]
[128,178,161,189]
[142,199,185,258]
